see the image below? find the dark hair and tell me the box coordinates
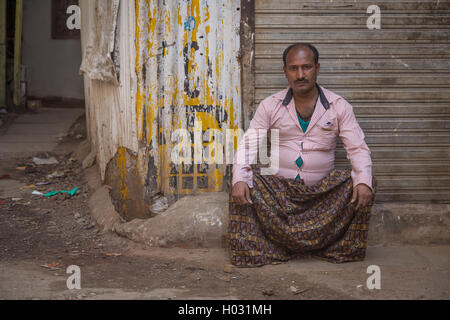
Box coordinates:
[283,43,319,66]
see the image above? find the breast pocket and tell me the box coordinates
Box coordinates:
[309,117,338,149]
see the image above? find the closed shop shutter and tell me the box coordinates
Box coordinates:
[254,0,450,202]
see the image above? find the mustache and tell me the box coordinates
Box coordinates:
[295,78,308,83]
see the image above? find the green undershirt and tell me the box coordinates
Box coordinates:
[298,116,310,133]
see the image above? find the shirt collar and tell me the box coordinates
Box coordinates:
[281,84,330,110]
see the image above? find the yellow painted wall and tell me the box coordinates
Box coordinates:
[135,0,241,196]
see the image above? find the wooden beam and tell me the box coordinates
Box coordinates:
[240,0,255,130]
[223,0,254,191]
[0,0,6,108]
[13,0,23,106]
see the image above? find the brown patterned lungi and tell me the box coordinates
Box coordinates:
[228,168,377,267]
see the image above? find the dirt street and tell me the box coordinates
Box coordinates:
[0,121,350,300]
[0,117,449,301]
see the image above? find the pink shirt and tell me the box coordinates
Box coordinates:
[232,85,373,192]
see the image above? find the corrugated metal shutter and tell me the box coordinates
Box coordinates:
[254,0,450,203]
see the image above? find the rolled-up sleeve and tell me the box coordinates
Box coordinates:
[232,100,271,188]
[337,99,374,192]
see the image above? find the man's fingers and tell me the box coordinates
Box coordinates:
[354,189,362,210]
[234,192,251,205]
[351,188,358,203]
[231,182,252,205]
[356,194,371,211]
[356,194,366,210]
[353,184,374,211]
[245,187,253,204]
[355,198,361,211]
[233,194,245,205]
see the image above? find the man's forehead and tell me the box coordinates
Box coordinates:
[286,47,315,65]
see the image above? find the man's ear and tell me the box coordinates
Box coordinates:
[283,66,287,75]
[315,63,320,74]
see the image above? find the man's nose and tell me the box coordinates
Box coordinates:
[296,69,304,79]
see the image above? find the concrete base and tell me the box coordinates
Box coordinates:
[114,192,228,248]
[369,203,450,245]
[86,164,228,248]
[87,164,450,248]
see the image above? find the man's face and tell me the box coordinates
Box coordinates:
[283,47,320,95]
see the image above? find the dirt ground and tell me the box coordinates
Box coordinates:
[0,119,351,300]
[1,116,449,301]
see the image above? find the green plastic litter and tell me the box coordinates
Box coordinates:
[61,188,78,197]
[43,188,78,198]
[43,191,59,197]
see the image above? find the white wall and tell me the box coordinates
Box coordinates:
[22,0,84,100]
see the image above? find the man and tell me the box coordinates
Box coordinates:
[228,43,376,267]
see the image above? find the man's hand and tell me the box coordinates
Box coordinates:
[351,184,373,211]
[231,181,253,205]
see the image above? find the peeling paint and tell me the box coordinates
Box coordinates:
[135,0,241,197]
[80,0,120,83]
[117,147,130,199]
[105,146,152,221]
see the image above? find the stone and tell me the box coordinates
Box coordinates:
[216,274,231,282]
[76,218,86,225]
[47,171,65,179]
[223,264,233,274]
[262,288,275,296]
[114,192,229,248]
[290,286,309,295]
[150,193,169,214]
[85,224,95,230]
[27,100,42,113]
[33,156,58,165]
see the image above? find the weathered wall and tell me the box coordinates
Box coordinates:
[0,0,5,108]
[22,0,84,99]
[80,0,241,220]
[134,0,241,201]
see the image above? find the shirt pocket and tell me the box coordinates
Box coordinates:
[309,116,338,149]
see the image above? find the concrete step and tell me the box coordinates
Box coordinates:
[86,162,450,248]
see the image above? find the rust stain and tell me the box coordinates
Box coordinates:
[116,147,130,200]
